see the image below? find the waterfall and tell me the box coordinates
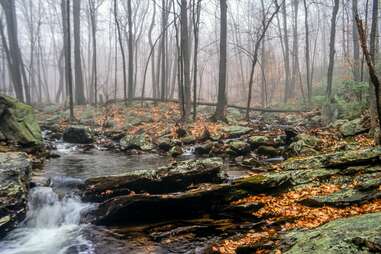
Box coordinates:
[0,186,94,254]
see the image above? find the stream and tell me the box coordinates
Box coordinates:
[0,143,242,254]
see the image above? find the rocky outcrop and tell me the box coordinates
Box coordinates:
[223,126,252,138]
[338,118,369,137]
[120,133,153,151]
[83,157,225,202]
[63,126,94,144]
[0,152,31,237]
[281,212,381,253]
[0,95,42,146]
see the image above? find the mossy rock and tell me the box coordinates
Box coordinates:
[63,125,94,144]
[288,133,321,155]
[248,136,270,147]
[339,118,369,137]
[0,152,31,237]
[120,133,153,151]
[223,125,252,138]
[0,95,42,146]
[181,135,196,145]
[226,141,251,156]
[282,212,381,253]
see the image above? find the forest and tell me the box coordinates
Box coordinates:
[0,0,380,253]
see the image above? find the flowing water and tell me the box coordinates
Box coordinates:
[0,143,247,253]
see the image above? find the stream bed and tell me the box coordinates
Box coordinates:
[0,143,250,254]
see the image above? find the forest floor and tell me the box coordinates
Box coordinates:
[5,101,381,253]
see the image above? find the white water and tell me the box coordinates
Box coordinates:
[0,187,94,254]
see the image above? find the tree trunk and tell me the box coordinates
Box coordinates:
[326,0,340,100]
[73,0,86,104]
[303,0,312,106]
[114,0,127,102]
[192,0,201,120]
[62,0,74,121]
[352,0,360,81]
[127,0,134,101]
[0,0,26,103]
[180,0,191,120]
[214,0,227,121]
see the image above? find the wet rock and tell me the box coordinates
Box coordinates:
[63,126,94,144]
[0,152,31,237]
[226,141,251,156]
[281,212,381,254]
[83,158,225,202]
[282,147,381,170]
[157,138,172,152]
[169,145,183,157]
[181,135,196,145]
[288,133,321,155]
[120,133,153,151]
[175,127,188,138]
[301,188,381,207]
[223,126,252,138]
[194,142,213,156]
[92,183,233,225]
[339,118,370,137]
[248,136,270,148]
[256,145,280,157]
[0,95,42,146]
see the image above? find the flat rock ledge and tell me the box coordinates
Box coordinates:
[0,152,31,237]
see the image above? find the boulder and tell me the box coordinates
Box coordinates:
[181,135,196,145]
[339,118,369,137]
[194,142,214,156]
[83,157,225,202]
[0,152,31,237]
[120,133,153,151]
[281,212,381,253]
[223,126,252,138]
[288,133,321,155]
[282,147,381,170]
[301,188,381,207]
[226,141,251,156]
[63,125,94,144]
[169,145,183,157]
[0,95,42,146]
[157,137,172,152]
[248,136,270,148]
[256,145,280,157]
[92,183,234,225]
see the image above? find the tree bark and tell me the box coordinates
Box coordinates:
[73,0,86,104]
[214,0,228,121]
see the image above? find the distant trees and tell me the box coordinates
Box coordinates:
[0,0,28,103]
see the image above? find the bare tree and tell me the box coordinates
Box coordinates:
[73,0,86,104]
[214,0,227,121]
[180,0,191,120]
[192,0,202,120]
[61,0,74,121]
[127,0,134,101]
[0,0,27,103]
[114,0,127,102]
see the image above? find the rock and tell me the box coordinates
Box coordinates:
[226,141,251,156]
[284,128,298,145]
[83,157,225,202]
[92,183,234,225]
[63,125,94,144]
[194,142,213,156]
[282,147,381,170]
[175,127,188,138]
[0,152,31,237]
[120,133,153,151]
[301,188,381,207]
[288,133,321,155]
[248,136,270,148]
[256,145,280,157]
[157,138,172,152]
[169,145,183,157]
[281,212,381,253]
[223,126,252,138]
[181,135,196,145]
[0,95,42,146]
[339,118,369,137]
